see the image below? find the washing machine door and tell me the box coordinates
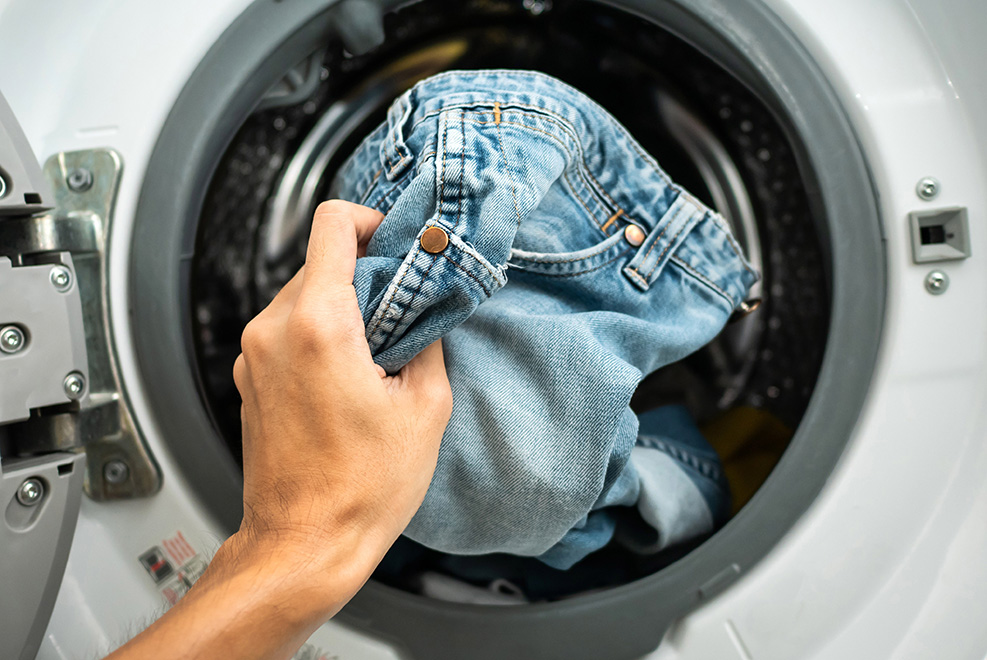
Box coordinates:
[0,90,89,660]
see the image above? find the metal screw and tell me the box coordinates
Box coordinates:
[925,270,949,295]
[916,177,940,201]
[522,0,550,15]
[50,265,73,292]
[66,168,93,193]
[63,372,86,399]
[16,478,44,506]
[103,460,130,485]
[0,325,25,354]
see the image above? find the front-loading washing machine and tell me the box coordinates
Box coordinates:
[1,0,985,658]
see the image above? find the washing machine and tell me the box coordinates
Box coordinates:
[1,0,986,658]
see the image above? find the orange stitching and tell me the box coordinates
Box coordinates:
[377,253,439,350]
[669,255,732,303]
[442,253,492,296]
[469,115,606,230]
[513,250,630,279]
[368,254,418,342]
[388,153,410,176]
[624,267,649,288]
[563,169,603,230]
[476,116,621,225]
[358,168,383,205]
[494,101,501,125]
[438,112,449,212]
[370,167,413,211]
[645,219,691,280]
[633,205,679,272]
[601,209,624,233]
[470,114,624,213]
[493,112,523,227]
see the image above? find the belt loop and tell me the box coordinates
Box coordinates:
[622,194,704,291]
[381,90,414,181]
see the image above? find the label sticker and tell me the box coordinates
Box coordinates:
[138,531,208,606]
[139,531,341,658]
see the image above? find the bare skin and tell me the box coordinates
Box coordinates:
[106,200,453,660]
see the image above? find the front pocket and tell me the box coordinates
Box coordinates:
[507,227,635,277]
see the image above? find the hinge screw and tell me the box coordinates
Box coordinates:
[16,478,44,506]
[50,265,73,292]
[916,177,940,201]
[66,168,94,193]
[63,372,86,399]
[925,270,949,295]
[103,460,130,485]
[0,325,26,354]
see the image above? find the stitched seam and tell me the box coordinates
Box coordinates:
[644,219,692,280]
[511,249,630,278]
[456,110,466,231]
[601,209,623,233]
[388,153,411,176]
[624,268,649,288]
[367,250,419,342]
[467,114,605,231]
[452,238,503,281]
[469,113,624,214]
[562,169,602,230]
[358,168,383,205]
[404,92,675,190]
[494,110,523,227]
[442,253,491,296]
[670,256,734,305]
[510,235,624,265]
[370,167,414,212]
[405,71,674,189]
[627,208,678,278]
[473,117,615,224]
[378,254,439,351]
[636,203,683,267]
[438,112,449,213]
[465,115,613,228]
[639,435,721,481]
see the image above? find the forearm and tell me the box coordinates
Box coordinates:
[106,529,378,660]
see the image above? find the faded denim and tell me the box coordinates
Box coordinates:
[332,70,758,569]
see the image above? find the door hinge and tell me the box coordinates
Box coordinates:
[1,149,160,499]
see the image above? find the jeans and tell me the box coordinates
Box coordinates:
[333,70,758,569]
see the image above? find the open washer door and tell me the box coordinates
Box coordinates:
[0,91,88,660]
[128,0,886,658]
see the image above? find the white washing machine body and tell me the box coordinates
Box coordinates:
[0,0,985,658]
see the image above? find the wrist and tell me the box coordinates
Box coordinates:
[210,523,383,622]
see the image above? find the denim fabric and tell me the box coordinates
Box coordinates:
[332,70,758,569]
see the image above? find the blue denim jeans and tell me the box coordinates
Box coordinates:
[333,70,758,569]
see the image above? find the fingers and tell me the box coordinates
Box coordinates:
[396,340,452,414]
[304,200,384,292]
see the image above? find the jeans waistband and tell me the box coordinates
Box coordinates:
[378,69,756,308]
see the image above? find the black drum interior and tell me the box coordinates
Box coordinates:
[189,0,829,600]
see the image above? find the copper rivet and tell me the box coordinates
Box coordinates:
[420,226,449,254]
[729,297,763,324]
[624,224,646,247]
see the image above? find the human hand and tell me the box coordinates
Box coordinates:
[106,201,450,660]
[227,199,453,604]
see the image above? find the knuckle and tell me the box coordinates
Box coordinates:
[286,308,330,351]
[232,354,246,386]
[240,317,270,356]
